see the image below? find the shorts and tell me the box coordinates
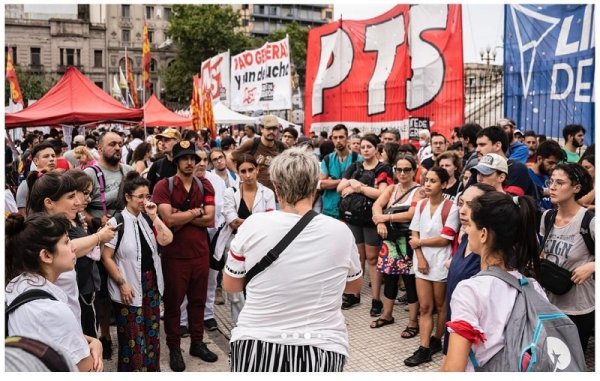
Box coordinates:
[348,223,381,247]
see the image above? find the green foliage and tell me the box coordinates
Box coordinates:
[5,65,59,106]
[162,4,252,102]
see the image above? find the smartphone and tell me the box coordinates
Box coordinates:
[111,223,123,231]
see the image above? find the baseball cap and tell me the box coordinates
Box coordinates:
[471,153,508,175]
[513,129,524,137]
[73,135,85,146]
[172,140,199,163]
[156,128,182,141]
[261,115,279,128]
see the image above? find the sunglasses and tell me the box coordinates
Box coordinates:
[394,167,413,174]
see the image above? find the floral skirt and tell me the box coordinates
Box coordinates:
[377,236,413,275]
[112,271,161,372]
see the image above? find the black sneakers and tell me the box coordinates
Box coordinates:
[404,346,432,367]
[169,349,186,372]
[204,318,218,331]
[180,325,190,338]
[429,336,443,354]
[99,336,112,360]
[341,294,361,309]
[370,299,383,317]
[190,342,218,363]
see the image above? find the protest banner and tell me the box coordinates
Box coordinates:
[304,5,464,140]
[201,51,231,106]
[504,4,595,145]
[230,36,292,112]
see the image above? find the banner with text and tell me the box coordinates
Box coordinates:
[304,5,464,139]
[201,51,230,107]
[230,36,292,112]
[504,4,595,145]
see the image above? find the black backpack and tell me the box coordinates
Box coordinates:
[112,211,154,253]
[5,289,57,337]
[542,209,595,256]
[338,162,383,226]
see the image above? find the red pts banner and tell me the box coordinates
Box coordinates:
[305,5,464,140]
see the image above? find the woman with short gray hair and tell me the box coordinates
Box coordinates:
[224,148,363,371]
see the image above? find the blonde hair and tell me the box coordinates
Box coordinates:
[74,145,93,162]
[269,147,319,205]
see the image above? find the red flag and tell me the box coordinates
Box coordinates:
[201,88,216,138]
[191,75,202,131]
[125,54,139,107]
[6,48,24,106]
[142,23,151,92]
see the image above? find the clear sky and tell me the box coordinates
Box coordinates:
[334,2,504,64]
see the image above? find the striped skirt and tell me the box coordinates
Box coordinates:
[229,339,346,372]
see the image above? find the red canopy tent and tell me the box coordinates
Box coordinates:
[142,94,192,127]
[4,66,143,129]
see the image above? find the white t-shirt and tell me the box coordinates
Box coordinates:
[5,273,90,367]
[204,171,227,235]
[448,271,547,371]
[409,199,460,281]
[225,211,362,357]
[53,269,81,322]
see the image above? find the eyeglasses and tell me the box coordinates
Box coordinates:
[130,194,152,201]
[545,179,569,188]
[394,167,413,174]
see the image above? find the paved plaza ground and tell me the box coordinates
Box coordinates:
[105,275,596,372]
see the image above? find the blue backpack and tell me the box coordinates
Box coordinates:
[469,267,586,372]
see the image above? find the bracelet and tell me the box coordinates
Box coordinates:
[95,233,101,246]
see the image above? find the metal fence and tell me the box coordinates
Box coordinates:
[464,64,504,128]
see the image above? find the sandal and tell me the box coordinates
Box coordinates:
[401,325,419,339]
[370,317,395,329]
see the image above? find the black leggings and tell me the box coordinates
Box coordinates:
[568,311,595,354]
[383,273,418,304]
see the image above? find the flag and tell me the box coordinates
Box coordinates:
[125,53,139,108]
[142,22,151,93]
[191,75,202,131]
[119,67,128,89]
[201,88,216,138]
[112,75,127,106]
[5,48,24,106]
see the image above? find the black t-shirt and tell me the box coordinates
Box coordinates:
[421,157,435,171]
[443,179,460,201]
[68,223,98,295]
[506,159,537,198]
[147,157,177,193]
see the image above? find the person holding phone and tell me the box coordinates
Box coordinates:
[101,171,173,371]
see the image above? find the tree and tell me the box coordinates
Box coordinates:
[162,5,252,103]
[4,66,59,106]
[266,22,309,85]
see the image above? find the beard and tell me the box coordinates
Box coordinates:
[104,154,121,166]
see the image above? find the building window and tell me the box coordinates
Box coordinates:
[122,29,130,42]
[122,5,130,18]
[66,48,75,66]
[146,6,154,20]
[94,81,104,90]
[30,47,41,66]
[269,6,277,16]
[242,4,249,10]
[163,7,171,21]
[94,50,103,68]
[76,49,81,66]
[254,5,264,14]
[325,11,333,19]
[59,48,64,65]
[241,18,249,27]
[150,58,157,72]
[148,30,154,43]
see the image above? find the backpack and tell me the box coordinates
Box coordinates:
[339,161,383,226]
[89,164,126,216]
[112,211,154,254]
[125,143,134,165]
[167,175,204,211]
[418,198,459,253]
[250,137,285,156]
[5,289,57,337]
[323,151,359,176]
[542,209,595,256]
[470,267,586,372]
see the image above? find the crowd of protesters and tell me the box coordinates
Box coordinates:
[4,117,595,372]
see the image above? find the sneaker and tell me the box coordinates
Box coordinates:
[169,349,186,372]
[215,287,225,305]
[189,342,218,362]
[396,293,408,305]
[404,346,432,367]
[204,318,218,331]
[429,336,443,354]
[341,294,360,309]
[99,336,112,360]
[370,299,383,317]
[180,325,190,338]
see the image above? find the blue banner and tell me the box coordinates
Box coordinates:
[504,4,595,145]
